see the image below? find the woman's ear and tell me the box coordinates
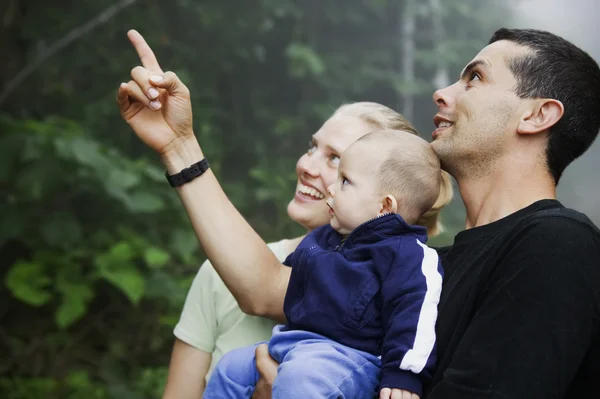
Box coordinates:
[518,98,564,135]
[380,194,398,214]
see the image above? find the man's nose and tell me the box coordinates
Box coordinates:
[433,82,458,109]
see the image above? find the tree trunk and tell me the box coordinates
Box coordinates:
[400,0,415,121]
[430,0,450,90]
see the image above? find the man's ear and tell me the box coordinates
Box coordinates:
[518,98,564,135]
[380,195,398,214]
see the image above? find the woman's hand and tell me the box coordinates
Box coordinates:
[251,344,279,399]
[117,30,195,156]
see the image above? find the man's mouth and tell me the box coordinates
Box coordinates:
[297,183,325,199]
[433,116,455,138]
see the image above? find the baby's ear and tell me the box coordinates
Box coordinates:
[380,194,398,214]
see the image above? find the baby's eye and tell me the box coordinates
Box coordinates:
[307,141,317,154]
[342,177,350,185]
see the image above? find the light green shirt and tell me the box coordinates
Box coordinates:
[173,239,290,378]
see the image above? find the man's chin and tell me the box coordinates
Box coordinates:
[431,139,453,161]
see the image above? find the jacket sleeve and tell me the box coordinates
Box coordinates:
[379,237,443,397]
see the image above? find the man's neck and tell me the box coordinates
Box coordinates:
[456,156,557,229]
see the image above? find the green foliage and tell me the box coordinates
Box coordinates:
[0,0,513,397]
[6,261,52,307]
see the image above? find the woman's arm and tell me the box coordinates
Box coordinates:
[162,139,290,320]
[162,339,212,399]
[117,30,289,320]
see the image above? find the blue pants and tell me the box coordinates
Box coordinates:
[203,325,381,399]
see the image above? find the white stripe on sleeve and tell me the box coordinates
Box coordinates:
[399,239,443,374]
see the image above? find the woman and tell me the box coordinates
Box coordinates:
[117,30,452,398]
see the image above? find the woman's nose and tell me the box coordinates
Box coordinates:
[298,153,320,178]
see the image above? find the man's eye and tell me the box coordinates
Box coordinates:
[330,155,340,166]
[469,72,481,82]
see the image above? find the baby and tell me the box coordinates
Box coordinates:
[203,130,444,399]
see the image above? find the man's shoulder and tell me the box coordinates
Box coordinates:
[516,206,600,239]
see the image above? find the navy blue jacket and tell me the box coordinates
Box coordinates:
[282,213,443,395]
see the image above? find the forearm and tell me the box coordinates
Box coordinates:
[161,137,288,318]
[163,339,210,399]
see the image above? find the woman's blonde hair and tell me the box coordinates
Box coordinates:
[333,102,454,237]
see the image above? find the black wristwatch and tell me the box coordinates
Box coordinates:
[165,158,210,187]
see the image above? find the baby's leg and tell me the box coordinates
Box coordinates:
[203,344,260,399]
[272,340,381,399]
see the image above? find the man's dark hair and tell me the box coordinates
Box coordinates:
[490,28,600,183]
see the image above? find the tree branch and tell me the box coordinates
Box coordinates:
[0,0,139,107]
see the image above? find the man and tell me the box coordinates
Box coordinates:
[423,28,600,398]
[118,28,600,398]
[254,28,600,399]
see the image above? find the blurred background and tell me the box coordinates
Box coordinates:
[1,0,598,397]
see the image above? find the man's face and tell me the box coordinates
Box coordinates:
[431,40,530,174]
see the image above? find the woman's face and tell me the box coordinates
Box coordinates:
[287,113,376,231]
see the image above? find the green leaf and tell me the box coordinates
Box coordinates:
[15,163,45,200]
[145,270,186,305]
[0,134,25,180]
[109,241,135,261]
[127,192,165,213]
[100,265,145,305]
[144,247,171,269]
[72,137,108,169]
[285,43,325,77]
[144,164,167,182]
[41,212,82,247]
[55,282,94,328]
[5,261,52,306]
[171,229,199,264]
[66,370,92,390]
[107,168,141,190]
[0,207,25,244]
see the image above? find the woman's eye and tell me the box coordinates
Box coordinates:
[330,154,340,166]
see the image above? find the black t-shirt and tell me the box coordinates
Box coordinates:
[426,200,600,399]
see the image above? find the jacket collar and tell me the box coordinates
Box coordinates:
[325,213,427,250]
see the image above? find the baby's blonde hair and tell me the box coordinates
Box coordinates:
[334,102,453,237]
[356,130,442,226]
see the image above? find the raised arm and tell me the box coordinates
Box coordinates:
[116,30,289,320]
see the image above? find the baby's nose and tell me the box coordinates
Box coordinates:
[327,184,335,197]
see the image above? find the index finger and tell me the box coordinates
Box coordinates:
[127,29,163,74]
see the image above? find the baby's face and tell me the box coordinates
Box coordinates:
[326,142,384,235]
